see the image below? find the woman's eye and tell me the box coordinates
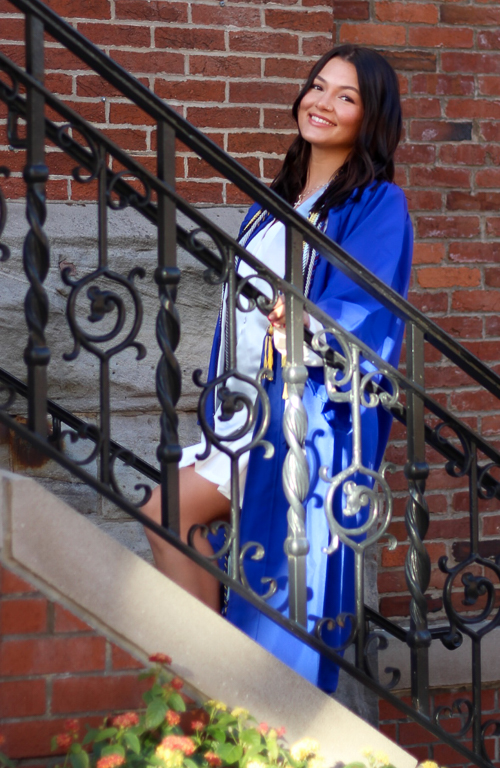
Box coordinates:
[339,94,354,103]
[311,83,323,91]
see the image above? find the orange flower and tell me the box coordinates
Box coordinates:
[171,677,184,690]
[159,736,196,756]
[166,710,181,726]
[96,754,126,768]
[205,752,222,767]
[55,733,72,750]
[112,712,140,729]
[258,722,269,735]
[149,653,172,665]
[276,726,286,738]
[64,718,79,735]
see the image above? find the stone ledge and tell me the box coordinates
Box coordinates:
[0,469,415,768]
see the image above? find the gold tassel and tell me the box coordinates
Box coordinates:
[264,325,274,380]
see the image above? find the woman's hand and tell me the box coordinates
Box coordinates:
[268,294,311,329]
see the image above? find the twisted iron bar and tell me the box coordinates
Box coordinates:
[23,162,50,372]
[0,166,11,262]
[282,379,310,560]
[155,264,182,469]
[404,461,431,649]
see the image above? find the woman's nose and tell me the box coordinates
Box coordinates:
[315,91,334,111]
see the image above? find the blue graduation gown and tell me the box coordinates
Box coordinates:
[206,181,413,692]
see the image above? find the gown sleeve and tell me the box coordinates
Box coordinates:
[313,181,413,369]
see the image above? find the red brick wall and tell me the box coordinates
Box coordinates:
[0,564,146,763]
[1,0,500,641]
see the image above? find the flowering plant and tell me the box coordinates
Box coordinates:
[49,654,324,768]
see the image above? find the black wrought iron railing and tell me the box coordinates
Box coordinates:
[1,2,500,766]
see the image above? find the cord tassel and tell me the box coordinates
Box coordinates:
[264,325,274,380]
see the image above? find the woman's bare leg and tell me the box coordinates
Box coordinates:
[142,465,230,611]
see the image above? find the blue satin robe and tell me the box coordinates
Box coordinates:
[206,181,413,692]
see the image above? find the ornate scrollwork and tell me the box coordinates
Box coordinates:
[0,67,25,149]
[187,227,229,286]
[363,632,401,689]
[433,421,472,478]
[239,541,277,600]
[109,447,152,506]
[235,272,278,315]
[439,553,500,640]
[481,719,500,758]
[0,166,10,262]
[315,613,357,652]
[312,327,353,396]
[478,461,500,500]
[360,369,400,410]
[193,367,273,462]
[404,460,431,648]
[62,266,146,362]
[50,422,101,467]
[434,698,473,739]
[107,170,151,210]
[188,520,233,561]
[57,123,102,184]
[0,382,16,411]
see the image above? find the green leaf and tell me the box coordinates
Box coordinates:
[240,730,261,750]
[167,692,186,712]
[149,756,168,767]
[101,745,125,758]
[151,683,166,698]
[146,699,168,730]
[216,743,243,764]
[0,751,16,768]
[94,728,119,743]
[343,763,367,768]
[206,728,226,744]
[267,740,279,763]
[81,728,99,747]
[70,751,89,768]
[124,732,141,755]
[184,759,200,768]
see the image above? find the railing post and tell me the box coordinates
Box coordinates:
[155,120,181,533]
[23,13,50,436]
[283,224,309,626]
[404,322,431,715]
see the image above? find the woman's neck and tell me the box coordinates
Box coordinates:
[304,147,349,191]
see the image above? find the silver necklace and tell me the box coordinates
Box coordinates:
[294,171,339,209]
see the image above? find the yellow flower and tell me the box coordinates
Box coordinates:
[308,757,326,768]
[155,746,184,768]
[362,749,374,759]
[231,707,249,719]
[247,762,266,768]
[206,700,227,712]
[419,762,440,768]
[373,751,390,766]
[290,739,321,761]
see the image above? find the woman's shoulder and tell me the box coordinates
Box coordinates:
[353,180,408,211]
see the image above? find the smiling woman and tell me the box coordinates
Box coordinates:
[142,45,414,695]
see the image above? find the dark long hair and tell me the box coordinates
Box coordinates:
[270,45,402,217]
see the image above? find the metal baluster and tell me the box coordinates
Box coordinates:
[349,346,367,669]
[226,252,241,580]
[155,120,181,533]
[469,441,483,756]
[404,322,431,715]
[97,145,111,485]
[23,14,50,436]
[283,224,309,626]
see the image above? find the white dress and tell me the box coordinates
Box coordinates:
[179,191,324,499]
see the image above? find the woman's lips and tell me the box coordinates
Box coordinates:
[309,113,335,127]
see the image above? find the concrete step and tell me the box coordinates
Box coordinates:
[0,468,416,768]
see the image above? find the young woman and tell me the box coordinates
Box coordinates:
[143,45,413,693]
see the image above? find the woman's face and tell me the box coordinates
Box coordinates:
[297,57,364,156]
